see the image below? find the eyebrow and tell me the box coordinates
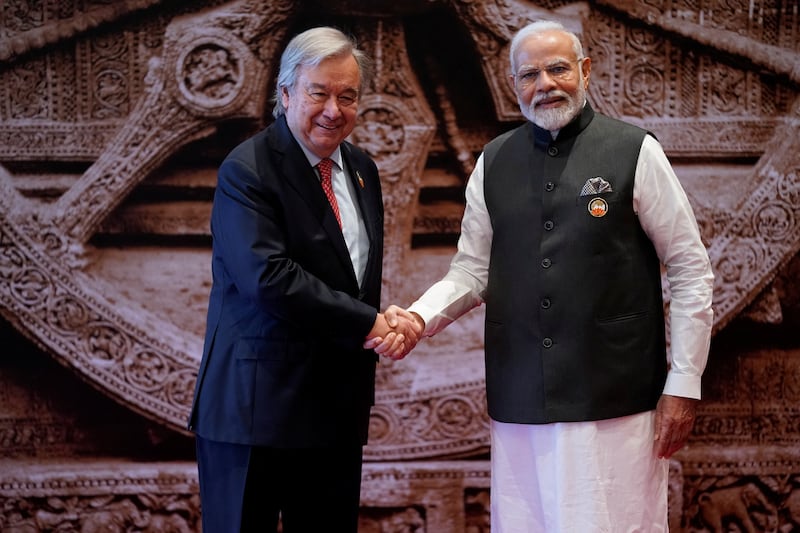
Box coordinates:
[305,82,359,94]
[518,58,574,70]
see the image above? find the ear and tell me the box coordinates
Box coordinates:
[281,86,291,109]
[580,57,592,88]
[507,73,517,92]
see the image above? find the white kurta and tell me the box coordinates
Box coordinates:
[408,134,714,532]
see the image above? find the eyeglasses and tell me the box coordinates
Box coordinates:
[303,86,359,108]
[513,59,583,89]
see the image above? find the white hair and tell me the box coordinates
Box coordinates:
[509,20,585,73]
[272,27,373,118]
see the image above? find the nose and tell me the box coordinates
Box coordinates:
[322,96,342,118]
[534,71,558,91]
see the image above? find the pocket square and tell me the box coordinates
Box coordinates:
[580,176,613,196]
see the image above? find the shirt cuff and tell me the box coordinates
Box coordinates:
[406,302,439,336]
[662,371,702,400]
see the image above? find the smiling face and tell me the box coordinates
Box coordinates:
[509,29,591,131]
[281,54,362,159]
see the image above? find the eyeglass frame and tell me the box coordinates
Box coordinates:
[510,57,586,90]
[301,83,360,109]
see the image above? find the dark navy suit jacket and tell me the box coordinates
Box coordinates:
[188,115,384,447]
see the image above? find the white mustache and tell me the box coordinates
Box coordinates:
[533,90,569,105]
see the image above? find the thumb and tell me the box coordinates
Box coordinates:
[385,305,399,327]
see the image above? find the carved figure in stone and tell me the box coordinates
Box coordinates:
[465,490,491,532]
[697,482,776,533]
[1,525,38,533]
[142,513,193,533]
[381,507,425,533]
[780,487,800,530]
[79,499,148,533]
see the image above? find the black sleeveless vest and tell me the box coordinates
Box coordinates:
[482,104,667,423]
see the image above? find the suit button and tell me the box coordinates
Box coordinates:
[545,181,555,191]
[542,337,553,348]
[541,258,551,268]
[541,298,551,309]
[547,146,558,156]
[544,220,554,231]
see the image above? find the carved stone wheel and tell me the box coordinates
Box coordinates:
[1,0,799,466]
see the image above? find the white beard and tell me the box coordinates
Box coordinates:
[521,78,587,132]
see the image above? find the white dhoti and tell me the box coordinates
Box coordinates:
[490,411,668,532]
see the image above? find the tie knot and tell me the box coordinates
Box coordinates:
[317,158,333,180]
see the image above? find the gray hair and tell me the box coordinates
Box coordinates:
[509,20,584,73]
[272,27,373,118]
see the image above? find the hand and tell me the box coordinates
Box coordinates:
[364,305,425,360]
[385,305,423,348]
[365,312,405,358]
[653,394,698,459]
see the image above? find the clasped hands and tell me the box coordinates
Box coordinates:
[364,305,424,360]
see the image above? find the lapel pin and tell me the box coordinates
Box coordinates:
[588,197,609,217]
[356,170,364,189]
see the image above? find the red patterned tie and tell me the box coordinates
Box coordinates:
[317,158,342,228]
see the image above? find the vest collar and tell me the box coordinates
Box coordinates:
[530,101,596,149]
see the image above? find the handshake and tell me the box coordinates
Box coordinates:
[364,305,425,361]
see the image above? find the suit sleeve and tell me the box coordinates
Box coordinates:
[210,148,378,348]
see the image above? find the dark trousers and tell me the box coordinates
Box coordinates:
[196,436,364,533]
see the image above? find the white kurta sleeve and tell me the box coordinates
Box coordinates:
[408,153,492,336]
[633,135,715,399]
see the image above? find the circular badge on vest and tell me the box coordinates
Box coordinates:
[588,197,608,217]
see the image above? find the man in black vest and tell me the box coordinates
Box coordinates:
[369,20,714,531]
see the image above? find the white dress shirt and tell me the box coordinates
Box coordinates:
[302,146,370,287]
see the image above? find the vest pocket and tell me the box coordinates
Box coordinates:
[596,310,648,324]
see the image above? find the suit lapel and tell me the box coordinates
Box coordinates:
[269,118,357,284]
[341,144,382,291]
[341,144,378,245]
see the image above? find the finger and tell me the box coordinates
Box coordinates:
[655,435,670,459]
[363,336,383,350]
[653,411,670,458]
[388,344,407,361]
[389,334,406,357]
[385,334,406,360]
[655,423,687,459]
[373,333,399,356]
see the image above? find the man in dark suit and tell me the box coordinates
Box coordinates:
[188,27,419,533]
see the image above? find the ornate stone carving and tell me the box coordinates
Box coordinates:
[0,0,293,432]
[366,380,490,461]
[0,461,200,532]
[350,20,437,305]
[0,0,799,530]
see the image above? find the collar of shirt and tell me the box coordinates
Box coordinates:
[297,144,344,175]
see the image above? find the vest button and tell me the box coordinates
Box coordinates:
[541,298,551,309]
[547,146,558,156]
[542,337,553,348]
[545,181,555,191]
[544,220,554,231]
[541,258,551,268]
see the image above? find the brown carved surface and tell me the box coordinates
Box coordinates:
[1,0,799,531]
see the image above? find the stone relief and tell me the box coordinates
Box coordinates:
[0,0,798,530]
